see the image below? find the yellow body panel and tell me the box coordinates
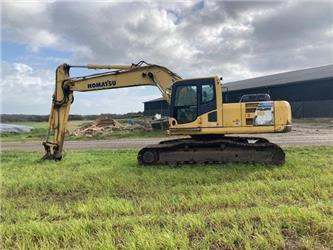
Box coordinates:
[169,101,291,135]
[169,77,292,135]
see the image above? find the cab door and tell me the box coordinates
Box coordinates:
[198,80,216,124]
[170,78,217,125]
[172,84,198,124]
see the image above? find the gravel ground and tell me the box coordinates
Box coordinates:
[1,122,333,152]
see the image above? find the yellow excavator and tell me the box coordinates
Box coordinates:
[42,61,292,165]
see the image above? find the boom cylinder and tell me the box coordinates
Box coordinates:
[87,64,133,70]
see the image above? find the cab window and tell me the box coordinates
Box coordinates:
[175,85,197,106]
[174,85,198,124]
[201,84,214,103]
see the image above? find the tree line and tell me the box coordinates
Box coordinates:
[0,112,143,123]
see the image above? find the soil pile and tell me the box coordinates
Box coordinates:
[72,116,124,136]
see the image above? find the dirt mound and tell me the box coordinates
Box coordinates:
[72,116,124,136]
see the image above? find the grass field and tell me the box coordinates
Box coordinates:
[1,147,333,249]
[0,121,165,142]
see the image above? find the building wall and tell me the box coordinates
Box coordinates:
[290,100,333,118]
[223,78,333,118]
[144,100,169,117]
[224,78,333,102]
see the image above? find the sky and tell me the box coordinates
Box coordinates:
[1,0,333,115]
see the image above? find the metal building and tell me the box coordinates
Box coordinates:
[144,65,333,118]
[143,97,169,117]
[223,65,333,118]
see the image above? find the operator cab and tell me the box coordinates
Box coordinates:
[170,77,217,124]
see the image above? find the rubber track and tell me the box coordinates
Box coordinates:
[137,136,285,166]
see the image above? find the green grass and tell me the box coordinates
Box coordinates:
[0,121,165,142]
[1,147,333,249]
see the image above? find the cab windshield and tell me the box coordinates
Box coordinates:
[174,85,198,123]
[172,78,216,124]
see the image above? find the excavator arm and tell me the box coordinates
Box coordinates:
[42,61,181,160]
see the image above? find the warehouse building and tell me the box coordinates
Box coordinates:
[144,97,169,117]
[144,65,333,118]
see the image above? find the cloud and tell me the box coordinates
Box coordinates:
[1,62,53,87]
[247,1,333,72]
[3,1,332,74]
[1,62,54,113]
[1,0,333,114]
[0,61,161,114]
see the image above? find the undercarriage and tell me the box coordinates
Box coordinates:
[138,136,285,166]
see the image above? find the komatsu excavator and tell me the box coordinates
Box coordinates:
[42,61,292,165]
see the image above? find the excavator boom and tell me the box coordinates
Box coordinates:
[42,61,181,160]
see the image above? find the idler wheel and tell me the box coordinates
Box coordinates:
[140,149,158,165]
